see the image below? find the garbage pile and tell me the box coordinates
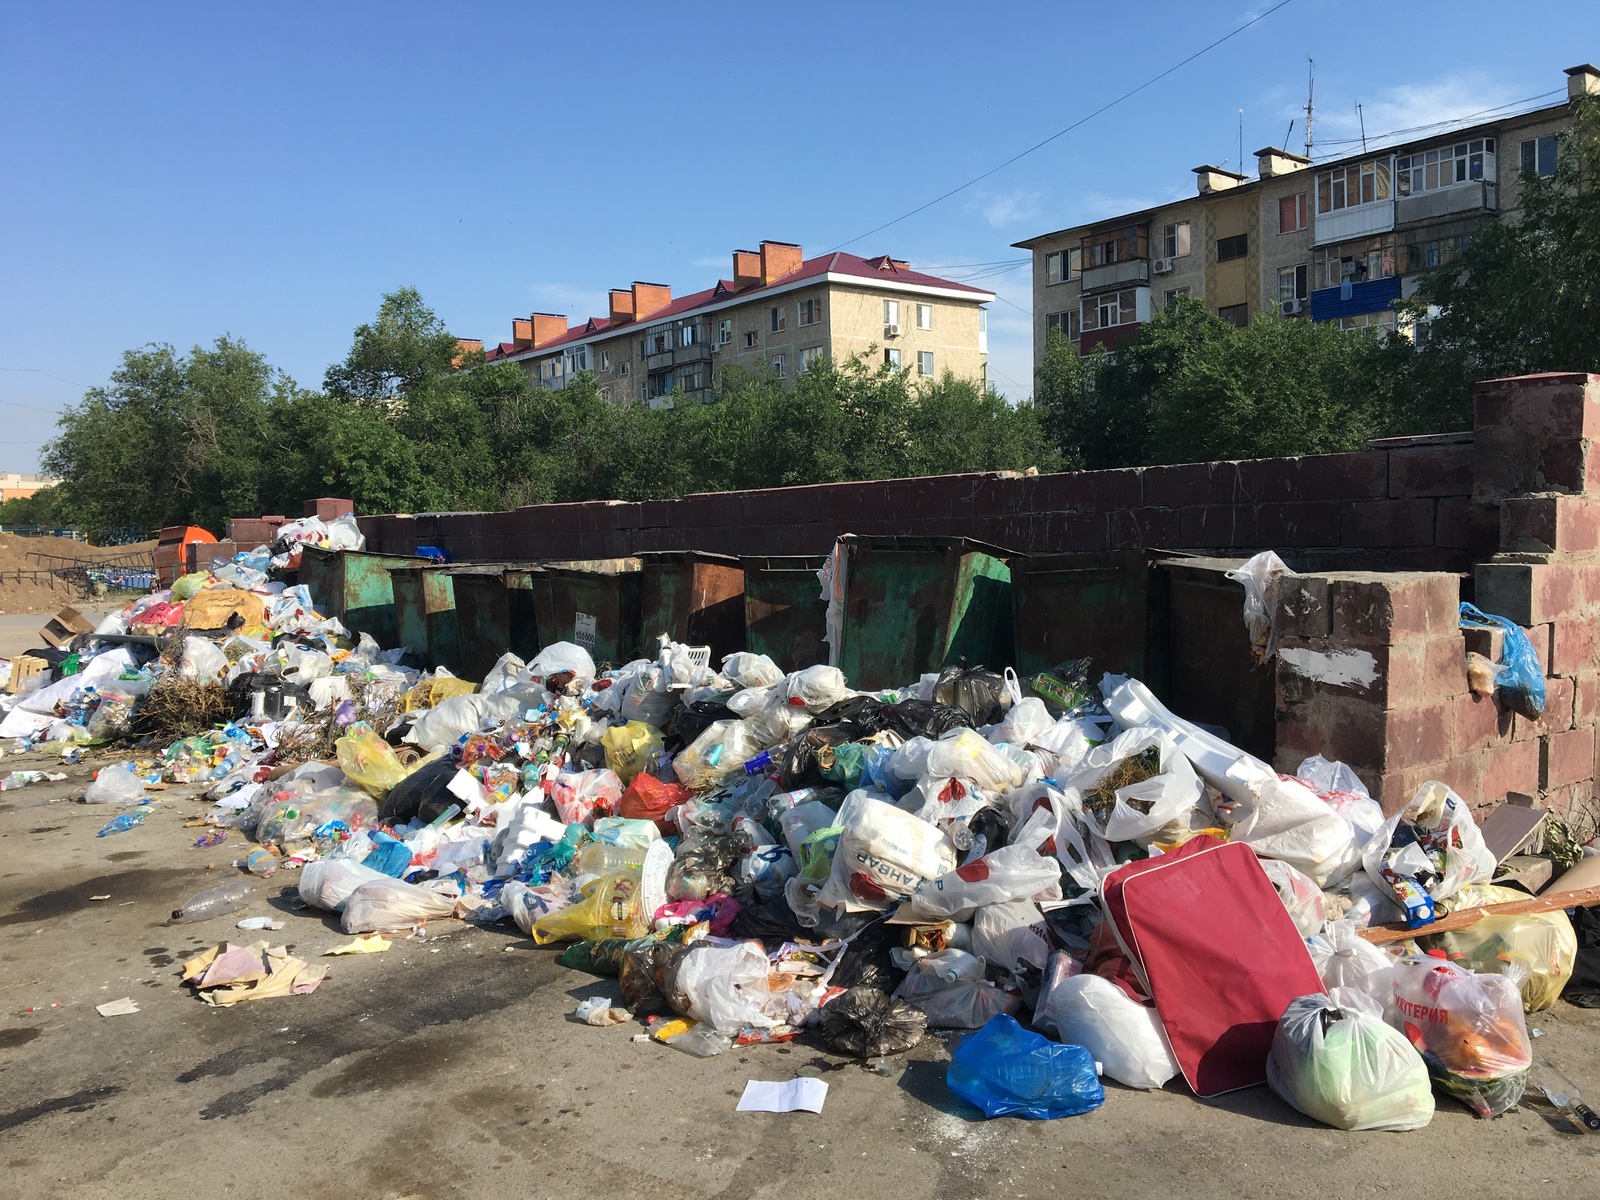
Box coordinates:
[1,540,1593,1129]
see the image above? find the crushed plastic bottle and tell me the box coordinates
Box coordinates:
[96,807,151,837]
[241,847,279,878]
[170,879,254,923]
[1533,1062,1600,1132]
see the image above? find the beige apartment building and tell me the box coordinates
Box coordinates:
[1015,62,1599,377]
[480,241,994,405]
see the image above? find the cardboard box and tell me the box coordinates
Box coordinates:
[38,606,94,649]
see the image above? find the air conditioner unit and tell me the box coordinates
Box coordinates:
[1281,298,1304,315]
[1152,257,1174,274]
[884,323,901,337]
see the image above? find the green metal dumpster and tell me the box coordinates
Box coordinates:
[390,564,461,671]
[834,536,1014,690]
[638,551,746,661]
[1010,550,1156,679]
[742,556,828,674]
[531,558,644,667]
[449,564,543,682]
[299,547,427,648]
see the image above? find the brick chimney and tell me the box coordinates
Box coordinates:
[511,318,533,347]
[1567,63,1600,99]
[1254,146,1310,178]
[632,282,672,320]
[452,339,483,369]
[1193,164,1248,194]
[733,249,762,290]
[609,289,635,324]
[530,313,568,347]
[759,240,803,284]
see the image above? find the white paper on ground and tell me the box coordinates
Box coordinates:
[96,998,140,1017]
[736,1078,828,1114]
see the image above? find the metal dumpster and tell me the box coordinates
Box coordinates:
[531,558,644,666]
[390,564,461,671]
[298,547,426,647]
[833,536,1014,690]
[1010,550,1156,679]
[742,556,828,674]
[449,564,543,682]
[638,551,746,661]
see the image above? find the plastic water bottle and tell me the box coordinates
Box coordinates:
[241,847,279,878]
[97,808,151,837]
[1533,1062,1600,1132]
[170,879,254,923]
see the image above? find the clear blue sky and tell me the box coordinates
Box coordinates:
[1,0,1594,473]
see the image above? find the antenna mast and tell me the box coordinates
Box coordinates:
[1304,57,1315,159]
[1238,109,1244,177]
[1357,102,1367,153]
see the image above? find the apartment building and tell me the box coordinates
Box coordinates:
[1016,62,1600,376]
[480,242,994,405]
[0,473,59,503]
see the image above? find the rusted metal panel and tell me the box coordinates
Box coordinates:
[639,551,747,661]
[299,547,426,647]
[742,556,827,673]
[1011,550,1153,679]
[531,558,644,666]
[450,564,544,681]
[391,565,461,670]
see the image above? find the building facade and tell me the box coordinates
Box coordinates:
[479,242,994,406]
[1016,63,1599,377]
[0,473,59,503]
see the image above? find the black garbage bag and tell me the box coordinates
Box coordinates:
[812,695,889,731]
[664,699,736,754]
[821,987,928,1057]
[1565,906,1600,1008]
[829,921,906,992]
[665,839,737,902]
[879,698,973,740]
[961,804,1014,859]
[1027,657,1106,718]
[934,661,1012,725]
[377,756,457,825]
[779,724,862,791]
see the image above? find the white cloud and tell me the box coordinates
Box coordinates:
[979,187,1043,229]
[1298,72,1518,153]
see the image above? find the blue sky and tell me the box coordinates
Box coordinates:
[2,0,1595,473]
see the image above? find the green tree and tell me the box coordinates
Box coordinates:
[0,484,65,527]
[324,287,466,403]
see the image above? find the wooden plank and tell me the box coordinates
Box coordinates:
[1359,883,1600,946]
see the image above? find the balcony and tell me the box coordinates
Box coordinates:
[1309,276,1403,323]
[1080,259,1150,294]
[645,341,714,373]
[1314,201,1395,247]
[1396,180,1496,226]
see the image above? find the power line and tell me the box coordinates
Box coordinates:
[0,398,62,414]
[826,0,1297,251]
[0,366,91,388]
[1310,89,1565,156]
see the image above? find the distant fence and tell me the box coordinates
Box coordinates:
[0,526,83,539]
[5,545,157,597]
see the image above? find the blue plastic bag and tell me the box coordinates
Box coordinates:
[362,831,414,878]
[946,1015,1105,1119]
[1459,603,1546,719]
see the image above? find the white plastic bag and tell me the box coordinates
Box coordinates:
[1060,726,1202,844]
[783,665,848,713]
[500,879,572,935]
[1218,774,1361,887]
[528,641,597,686]
[970,897,1051,975]
[480,652,527,694]
[891,729,1024,792]
[1297,754,1386,850]
[673,720,762,790]
[986,697,1054,749]
[406,691,526,752]
[1362,781,1494,919]
[324,512,365,551]
[1267,992,1434,1131]
[903,806,1060,922]
[1035,968,1179,1090]
[340,878,459,933]
[1389,954,1532,1118]
[892,949,1021,1029]
[298,858,390,912]
[1260,857,1328,938]
[672,940,778,1032]
[179,636,228,685]
[1308,919,1396,1006]
[1226,549,1291,662]
[83,762,146,805]
[722,652,784,689]
[815,790,957,913]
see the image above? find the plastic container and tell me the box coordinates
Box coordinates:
[97,808,150,837]
[572,841,650,876]
[170,879,254,923]
[243,847,279,878]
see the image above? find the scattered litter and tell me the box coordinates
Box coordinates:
[323,935,390,955]
[95,998,140,1017]
[574,996,631,1026]
[181,941,328,1005]
[237,916,286,930]
[736,1078,828,1114]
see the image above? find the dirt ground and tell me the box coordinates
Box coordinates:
[1,754,1598,1200]
[0,534,156,615]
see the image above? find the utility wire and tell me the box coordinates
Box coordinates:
[0,366,91,389]
[826,0,1297,251]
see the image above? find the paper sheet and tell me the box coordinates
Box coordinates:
[96,998,140,1017]
[735,1078,828,1114]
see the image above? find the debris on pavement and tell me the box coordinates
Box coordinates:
[95,998,140,1017]
[736,1077,828,1113]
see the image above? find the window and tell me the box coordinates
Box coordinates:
[1520,135,1558,178]
[618,360,630,377]
[799,298,822,326]
[769,306,786,333]
[1216,233,1248,262]
[1338,311,1397,334]
[1277,265,1307,304]
[680,324,697,347]
[884,347,902,370]
[1217,303,1249,328]
[743,330,758,349]
[917,351,934,376]
[799,345,824,371]
[598,349,611,371]
[1397,138,1496,195]
[916,303,932,330]
[1316,157,1392,213]
[599,386,612,403]
[1079,288,1137,332]
[771,353,786,379]
[883,299,900,326]
[1045,249,1081,283]
[647,328,669,355]
[1045,310,1081,339]
[1164,286,1190,308]
[718,319,732,345]
[978,308,987,332]
[563,345,588,374]
[1161,221,1191,259]
[679,363,705,391]
[1278,193,1308,233]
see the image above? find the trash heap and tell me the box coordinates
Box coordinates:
[2,540,1592,1129]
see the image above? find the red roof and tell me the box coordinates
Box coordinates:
[484,251,990,362]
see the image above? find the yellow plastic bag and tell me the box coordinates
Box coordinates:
[171,572,211,601]
[336,730,410,795]
[601,721,664,784]
[1420,883,1577,1011]
[403,675,478,713]
[530,869,648,945]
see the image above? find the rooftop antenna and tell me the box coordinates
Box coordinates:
[1357,101,1368,153]
[1304,57,1315,159]
[1238,109,1244,177]
[1285,117,1296,149]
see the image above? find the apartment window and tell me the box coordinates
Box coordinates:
[916,351,934,376]
[883,299,900,326]
[916,303,932,330]
[1217,303,1249,328]
[1338,311,1397,334]
[1046,247,1084,282]
[1316,158,1392,213]
[799,297,822,326]
[1520,135,1558,178]
[1397,138,1496,195]
[718,318,732,345]
[1277,265,1307,304]
[1216,233,1248,262]
[680,324,697,347]
[618,361,630,377]
[1044,310,1080,339]
[680,363,705,391]
[599,386,612,403]
[648,329,669,355]
[1278,193,1308,233]
[978,308,987,332]
[770,354,786,379]
[1068,247,1081,279]
[598,349,611,371]
[1161,221,1191,259]
[884,347,902,370]
[744,330,758,349]
[563,345,588,374]
[799,345,823,371]
[770,306,786,333]
[1164,287,1190,308]
[1079,288,1136,332]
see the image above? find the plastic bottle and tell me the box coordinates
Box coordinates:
[572,840,649,876]
[170,879,254,923]
[1533,1062,1600,1132]
[242,847,279,877]
[96,808,151,837]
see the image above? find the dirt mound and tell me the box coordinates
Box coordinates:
[0,533,157,615]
